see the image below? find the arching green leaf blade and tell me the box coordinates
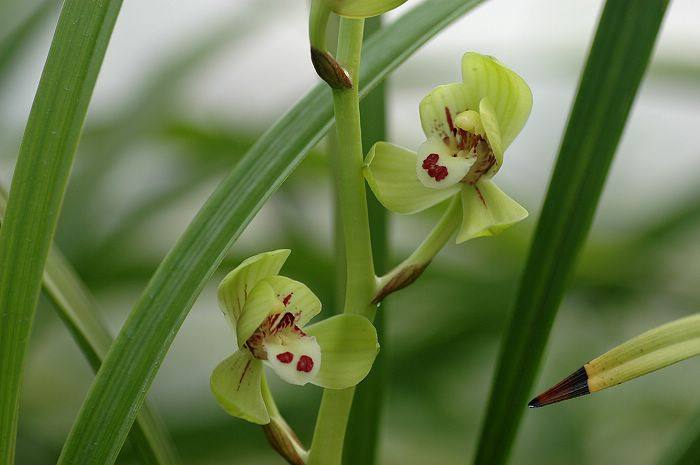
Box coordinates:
[0,0,124,462]
[0,185,180,465]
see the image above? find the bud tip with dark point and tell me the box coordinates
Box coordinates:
[528,366,591,408]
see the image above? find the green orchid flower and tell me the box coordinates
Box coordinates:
[364,52,533,242]
[210,249,379,425]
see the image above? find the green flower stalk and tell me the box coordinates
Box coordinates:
[365,52,532,242]
[530,313,700,408]
[210,249,379,425]
[309,0,406,88]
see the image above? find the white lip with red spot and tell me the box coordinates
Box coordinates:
[416,136,475,189]
[247,310,322,386]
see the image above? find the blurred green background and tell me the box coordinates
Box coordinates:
[1,0,699,464]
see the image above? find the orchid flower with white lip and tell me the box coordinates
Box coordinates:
[210,249,379,425]
[364,52,533,242]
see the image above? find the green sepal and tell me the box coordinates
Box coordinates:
[457,180,528,243]
[218,249,290,329]
[305,314,379,389]
[460,52,532,149]
[210,350,269,425]
[363,142,460,214]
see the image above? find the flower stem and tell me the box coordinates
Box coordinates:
[374,196,461,303]
[307,17,372,465]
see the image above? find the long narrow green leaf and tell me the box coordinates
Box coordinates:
[0,187,180,465]
[0,0,123,462]
[57,1,486,464]
[343,16,388,465]
[473,2,670,464]
[44,252,181,465]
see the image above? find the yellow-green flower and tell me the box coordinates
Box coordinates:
[210,250,379,424]
[364,52,533,242]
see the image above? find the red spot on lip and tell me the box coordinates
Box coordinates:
[428,165,448,181]
[282,293,293,306]
[422,153,439,169]
[422,153,448,181]
[276,352,294,364]
[296,355,314,373]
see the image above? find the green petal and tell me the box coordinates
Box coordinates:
[263,275,322,327]
[364,142,460,214]
[457,180,528,243]
[478,97,504,173]
[419,83,470,141]
[236,280,283,348]
[304,314,379,389]
[218,249,290,329]
[210,350,269,425]
[329,0,407,18]
[460,52,532,149]
[586,313,700,393]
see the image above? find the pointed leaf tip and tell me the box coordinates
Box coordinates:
[529,366,590,408]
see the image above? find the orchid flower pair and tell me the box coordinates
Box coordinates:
[210,249,379,424]
[211,52,532,425]
[364,52,533,242]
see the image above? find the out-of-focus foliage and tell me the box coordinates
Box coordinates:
[1,1,699,465]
